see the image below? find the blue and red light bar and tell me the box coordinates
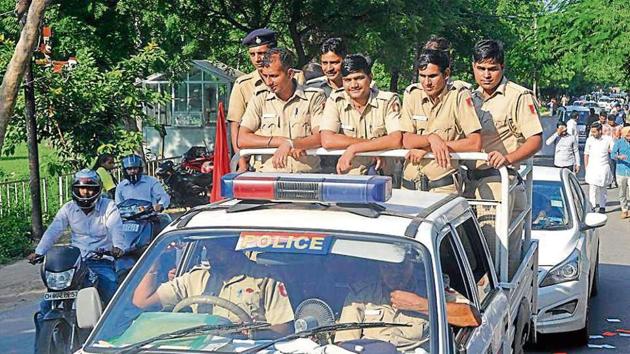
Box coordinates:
[221,172,392,203]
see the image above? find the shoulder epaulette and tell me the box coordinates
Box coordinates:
[235,72,254,84]
[451,80,472,91]
[304,86,325,94]
[505,80,532,96]
[375,90,397,101]
[404,83,423,94]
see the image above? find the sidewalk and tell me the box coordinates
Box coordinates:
[0,259,44,312]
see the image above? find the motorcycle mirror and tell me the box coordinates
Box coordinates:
[76,287,103,329]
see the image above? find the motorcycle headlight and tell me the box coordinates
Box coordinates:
[540,249,580,287]
[45,269,75,290]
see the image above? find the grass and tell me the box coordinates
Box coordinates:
[0,143,58,182]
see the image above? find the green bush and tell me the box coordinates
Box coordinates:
[0,212,33,264]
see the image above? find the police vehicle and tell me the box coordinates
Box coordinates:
[74,151,538,354]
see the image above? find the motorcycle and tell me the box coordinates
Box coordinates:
[116,199,169,283]
[30,246,111,354]
[156,160,212,208]
[180,145,214,173]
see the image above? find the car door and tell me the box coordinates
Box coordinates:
[567,173,599,278]
[437,214,508,354]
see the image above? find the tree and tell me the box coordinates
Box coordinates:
[0,0,47,152]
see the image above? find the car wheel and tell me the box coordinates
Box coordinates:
[591,253,599,297]
[512,301,530,354]
[569,305,589,346]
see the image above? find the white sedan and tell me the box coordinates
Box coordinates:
[532,166,607,345]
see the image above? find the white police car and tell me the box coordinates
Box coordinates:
[75,158,538,354]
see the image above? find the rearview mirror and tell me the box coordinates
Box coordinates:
[76,287,103,329]
[581,212,607,231]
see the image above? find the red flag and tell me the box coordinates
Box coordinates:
[210,101,230,202]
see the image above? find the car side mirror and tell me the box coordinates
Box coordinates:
[76,287,103,329]
[580,212,608,231]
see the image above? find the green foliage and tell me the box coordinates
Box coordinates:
[97,129,144,157]
[0,209,33,264]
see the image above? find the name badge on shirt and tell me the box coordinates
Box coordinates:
[365,309,382,316]
[342,124,355,131]
[413,115,428,121]
[262,113,276,120]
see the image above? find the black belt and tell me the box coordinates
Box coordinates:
[402,173,455,191]
[469,167,524,185]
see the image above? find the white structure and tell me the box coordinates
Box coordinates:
[141,60,243,158]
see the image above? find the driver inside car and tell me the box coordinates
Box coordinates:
[335,258,481,352]
[132,240,294,336]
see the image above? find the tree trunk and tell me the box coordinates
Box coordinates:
[24,61,43,240]
[0,0,47,152]
[389,69,399,92]
[287,0,307,67]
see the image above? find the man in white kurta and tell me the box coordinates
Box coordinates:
[584,122,614,213]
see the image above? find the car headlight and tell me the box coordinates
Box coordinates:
[45,269,75,290]
[540,249,580,287]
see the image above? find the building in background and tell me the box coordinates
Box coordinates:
[142,60,243,158]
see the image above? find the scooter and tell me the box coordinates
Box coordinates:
[155,160,211,208]
[116,199,168,282]
[30,246,110,354]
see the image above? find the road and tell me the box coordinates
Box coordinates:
[1,117,629,353]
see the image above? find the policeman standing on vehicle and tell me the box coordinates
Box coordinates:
[115,154,170,212]
[319,54,403,175]
[466,39,543,278]
[306,37,347,97]
[400,49,482,194]
[228,28,278,172]
[238,48,326,172]
[27,169,125,348]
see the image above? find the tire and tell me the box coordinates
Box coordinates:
[512,302,530,354]
[35,318,73,354]
[569,305,589,347]
[591,254,599,297]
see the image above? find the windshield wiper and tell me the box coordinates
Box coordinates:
[118,321,270,354]
[242,322,410,354]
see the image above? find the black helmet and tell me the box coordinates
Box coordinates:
[71,169,102,210]
[121,154,143,184]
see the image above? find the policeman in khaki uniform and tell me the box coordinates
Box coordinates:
[465,40,543,278]
[320,54,403,175]
[239,48,325,173]
[132,242,294,333]
[227,28,305,172]
[400,49,482,194]
[335,260,479,351]
[306,37,347,98]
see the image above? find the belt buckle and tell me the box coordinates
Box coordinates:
[419,175,430,191]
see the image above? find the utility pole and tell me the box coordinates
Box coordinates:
[24,59,44,240]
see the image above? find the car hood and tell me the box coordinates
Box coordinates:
[532,228,579,266]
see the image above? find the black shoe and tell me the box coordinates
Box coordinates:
[598,207,605,213]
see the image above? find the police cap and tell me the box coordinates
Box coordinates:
[242,28,277,47]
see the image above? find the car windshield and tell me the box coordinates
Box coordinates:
[566,110,589,125]
[532,181,571,230]
[86,230,434,353]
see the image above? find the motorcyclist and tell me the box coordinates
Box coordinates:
[115,154,170,213]
[27,169,126,347]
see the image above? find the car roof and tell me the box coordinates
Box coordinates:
[164,189,469,239]
[563,105,590,111]
[532,166,563,182]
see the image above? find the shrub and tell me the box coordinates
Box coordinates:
[0,213,33,264]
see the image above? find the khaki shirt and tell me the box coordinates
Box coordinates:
[400,82,481,181]
[227,70,306,123]
[319,88,404,174]
[156,267,294,326]
[472,77,543,169]
[241,83,326,172]
[336,276,469,351]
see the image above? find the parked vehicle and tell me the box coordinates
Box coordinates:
[155,160,212,208]
[116,199,169,282]
[181,146,214,174]
[76,152,539,354]
[532,166,606,345]
[30,246,111,354]
[557,105,591,146]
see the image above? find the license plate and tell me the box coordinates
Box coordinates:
[43,291,78,301]
[123,223,140,232]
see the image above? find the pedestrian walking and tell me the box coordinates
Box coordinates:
[566,112,578,137]
[546,121,580,173]
[584,122,614,213]
[611,127,630,218]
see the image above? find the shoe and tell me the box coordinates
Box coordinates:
[598,207,605,214]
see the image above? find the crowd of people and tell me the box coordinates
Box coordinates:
[545,103,630,218]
